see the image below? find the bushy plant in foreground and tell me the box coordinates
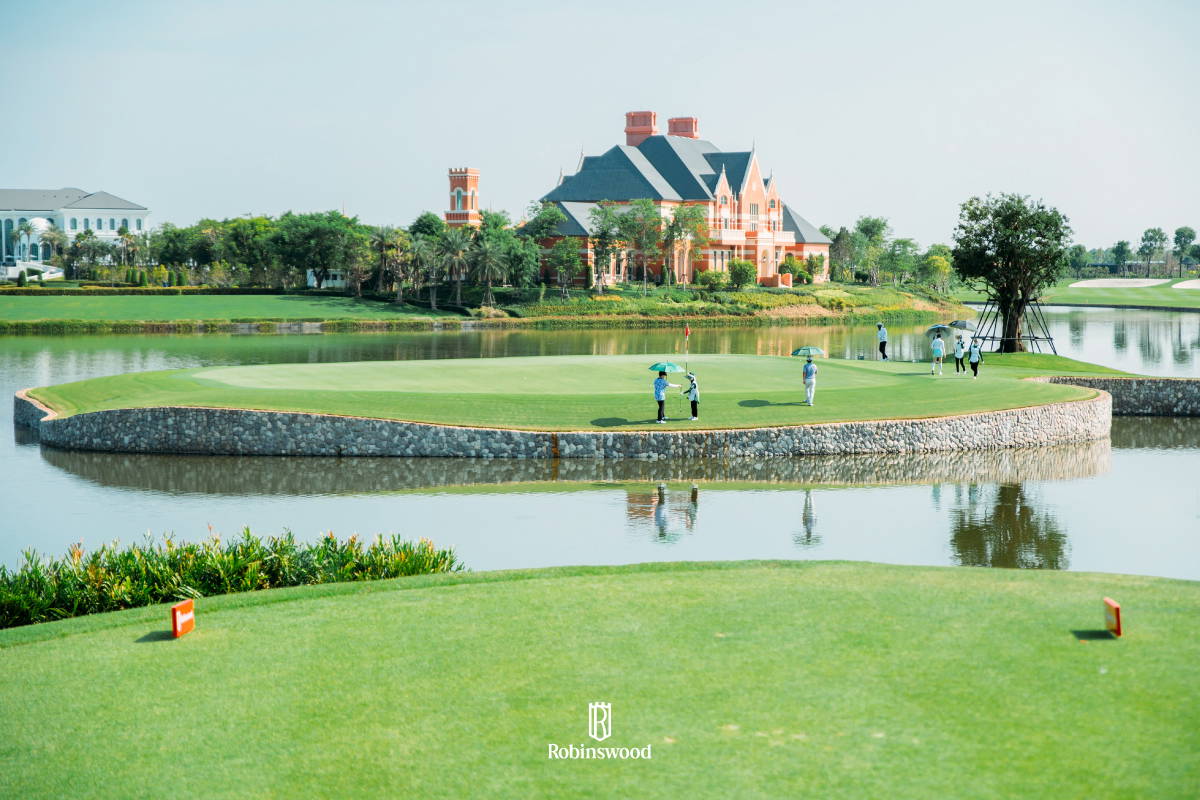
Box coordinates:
[0,529,462,629]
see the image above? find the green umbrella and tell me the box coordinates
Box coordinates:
[791,346,825,357]
[648,362,685,373]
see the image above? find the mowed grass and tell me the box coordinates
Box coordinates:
[956,278,1200,309]
[0,293,455,321]
[0,561,1195,798]
[28,353,1127,431]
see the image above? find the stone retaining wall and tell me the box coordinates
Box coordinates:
[14,388,1111,459]
[1044,376,1200,417]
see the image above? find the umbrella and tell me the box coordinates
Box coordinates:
[925,324,953,337]
[791,346,825,357]
[949,319,977,331]
[648,362,685,373]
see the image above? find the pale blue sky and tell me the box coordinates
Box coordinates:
[3,0,1196,247]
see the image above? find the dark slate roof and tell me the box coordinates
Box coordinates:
[543,145,681,202]
[782,204,832,244]
[635,136,720,200]
[62,191,147,210]
[546,201,641,238]
[702,152,752,194]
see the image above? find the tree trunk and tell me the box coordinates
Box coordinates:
[429,284,438,310]
[484,279,494,307]
[394,283,404,304]
[998,298,1027,353]
[375,256,386,294]
[454,275,462,306]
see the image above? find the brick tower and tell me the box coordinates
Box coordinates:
[445,168,482,227]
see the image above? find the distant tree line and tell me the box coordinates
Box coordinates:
[1064,226,1198,278]
[819,219,954,292]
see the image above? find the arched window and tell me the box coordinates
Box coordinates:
[454,189,463,210]
[70,218,78,230]
[121,218,129,229]
[30,244,39,261]
[769,199,776,209]
[96,218,103,230]
[84,219,90,230]
[109,218,116,229]
[136,218,142,231]
[18,217,26,225]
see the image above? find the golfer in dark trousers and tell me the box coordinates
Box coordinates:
[682,372,699,420]
[654,371,679,423]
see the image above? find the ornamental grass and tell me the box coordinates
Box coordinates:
[0,529,462,629]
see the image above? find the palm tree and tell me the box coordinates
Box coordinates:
[117,226,137,268]
[437,226,472,306]
[15,220,33,261]
[389,234,414,304]
[409,235,439,309]
[369,226,401,294]
[39,226,68,265]
[470,235,506,307]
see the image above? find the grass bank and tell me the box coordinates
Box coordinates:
[955,278,1200,310]
[28,353,1126,431]
[0,283,969,333]
[1,560,1195,798]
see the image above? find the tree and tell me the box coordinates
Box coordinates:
[501,234,541,288]
[271,211,364,289]
[853,216,889,286]
[546,239,582,300]
[368,226,404,295]
[728,259,757,289]
[116,226,137,269]
[470,234,506,306]
[829,227,853,282]
[16,270,26,287]
[14,220,33,261]
[409,212,446,239]
[38,226,68,265]
[222,216,278,286]
[520,201,567,242]
[1112,240,1131,276]
[923,254,952,292]
[952,193,1071,352]
[1173,226,1196,277]
[437,226,472,306]
[881,237,919,284]
[1066,244,1089,276]
[616,199,663,295]
[660,204,709,286]
[1138,227,1167,277]
[587,202,623,292]
[406,235,436,306]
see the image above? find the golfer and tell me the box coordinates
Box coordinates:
[953,335,966,374]
[930,332,945,375]
[653,371,680,423]
[968,338,983,378]
[682,371,700,421]
[802,357,818,406]
[876,323,889,360]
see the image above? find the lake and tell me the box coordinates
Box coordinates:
[2,308,1197,579]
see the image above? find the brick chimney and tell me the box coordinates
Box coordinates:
[667,117,699,139]
[624,111,658,146]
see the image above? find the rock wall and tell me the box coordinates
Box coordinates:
[14,388,1111,459]
[1044,376,1200,417]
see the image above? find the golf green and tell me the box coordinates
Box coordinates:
[27,353,1126,431]
[1,561,1195,798]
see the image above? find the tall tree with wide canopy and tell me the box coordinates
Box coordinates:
[952,193,1071,353]
[1173,226,1195,277]
[546,238,583,300]
[586,202,624,292]
[1138,227,1167,277]
[437,226,472,306]
[616,198,663,295]
[409,212,446,239]
[1112,240,1131,276]
[660,204,709,286]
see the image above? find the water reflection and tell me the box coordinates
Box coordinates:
[794,490,821,548]
[39,439,1113,496]
[625,483,699,544]
[949,483,1069,569]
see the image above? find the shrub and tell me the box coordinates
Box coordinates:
[694,270,728,290]
[469,305,508,319]
[16,270,26,287]
[729,260,757,289]
[0,529,463,629]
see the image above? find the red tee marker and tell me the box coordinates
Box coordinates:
[1103,597,1121,638]
[171,599,195,638]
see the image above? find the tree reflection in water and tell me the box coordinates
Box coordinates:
[949,483,1069,569]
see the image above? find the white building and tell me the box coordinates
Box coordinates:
[1,188,150,266]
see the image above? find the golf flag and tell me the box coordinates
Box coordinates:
[684,324,690,340]
[171,599,195,638]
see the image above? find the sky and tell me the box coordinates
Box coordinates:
[2,0,1197,248]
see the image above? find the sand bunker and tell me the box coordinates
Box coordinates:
[1171,279,1200,290]
[1069,278,1170,288]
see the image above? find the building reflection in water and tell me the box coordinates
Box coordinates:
[948,483,1069,569]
